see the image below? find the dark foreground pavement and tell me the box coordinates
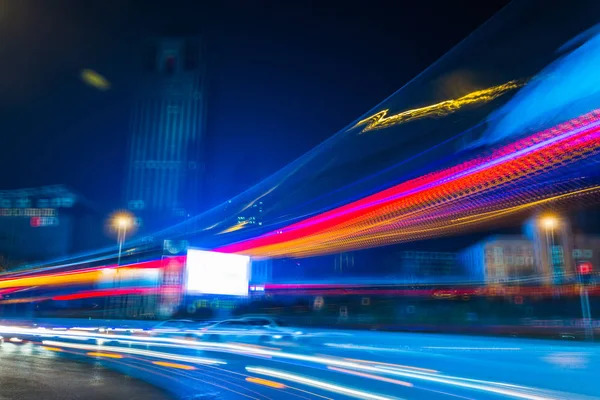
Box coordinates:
[0,342,171,400]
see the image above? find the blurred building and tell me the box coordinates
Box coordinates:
[0,185,100,267]
[528,216,575,285]
[459,236,536,284]
[334,252,355,274]
[572,234,600,275]
[125,36,207,230]
[398,251,460,282]
[460,233,600,285]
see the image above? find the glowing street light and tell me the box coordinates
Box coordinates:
[540,215,559,230]
[538,214,561,285]
[110,212,134,265]
[114,215,133,230]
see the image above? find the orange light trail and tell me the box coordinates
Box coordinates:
[42,346,63,352]
[218,109,600,258]
[152,361,196,370]
[87,352,123,359]
[245,376,287,389]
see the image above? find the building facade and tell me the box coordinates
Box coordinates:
[459,236,536,284]
[572,234,600,275]
[460,234,600,285]
[125,37,207,230]
[0,185,100,267]
[398,251,460,282]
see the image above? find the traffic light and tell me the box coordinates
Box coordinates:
[577,262,593,284]
[578,262,592,275]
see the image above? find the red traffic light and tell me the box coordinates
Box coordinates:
[578,262,593,275]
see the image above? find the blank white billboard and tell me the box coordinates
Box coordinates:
[186,249,250,296]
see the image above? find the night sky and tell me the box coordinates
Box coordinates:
[0,0,509,213]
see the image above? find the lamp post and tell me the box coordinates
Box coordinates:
[113,213,133,265]
[577,262,594,341]
[540,215,559,284]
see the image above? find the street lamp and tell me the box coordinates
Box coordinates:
[539,214,560,284]
[540,215,559,230]
[112,212,133,265]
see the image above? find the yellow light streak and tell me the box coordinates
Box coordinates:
[353,80,525,133]
[87,352,123,359]
[42,346,63,352]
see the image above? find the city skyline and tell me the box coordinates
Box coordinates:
[0,0,509,213]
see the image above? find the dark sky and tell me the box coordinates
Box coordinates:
[0,0,509,213]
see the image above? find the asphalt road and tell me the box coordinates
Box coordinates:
[0,342,171,400]
[1,323,599,399]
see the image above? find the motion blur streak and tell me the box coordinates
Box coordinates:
[152,361,196,370]
[0,270,101,289]
[366,368,559,400]
[422,347,521,350]
[343,358,439,374]
[1,324,592,399]
[41,346,62,352]
[328,366,413,387]
[87,351,123,359]
[0,326,553,399]
[42,340,226,365]
[217,109,600,258]
[245,376,287,389]
[353,80,525,133]
[246,367,396,400]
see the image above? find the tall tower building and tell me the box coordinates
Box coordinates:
[125,37,207,230]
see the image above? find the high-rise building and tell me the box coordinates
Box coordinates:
[125,37,207,230]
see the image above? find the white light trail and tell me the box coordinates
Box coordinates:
[42,340,225,365]
[246,367,397,400]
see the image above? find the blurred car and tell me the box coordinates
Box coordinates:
[198,316,303,343]
[149,319,212,339]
